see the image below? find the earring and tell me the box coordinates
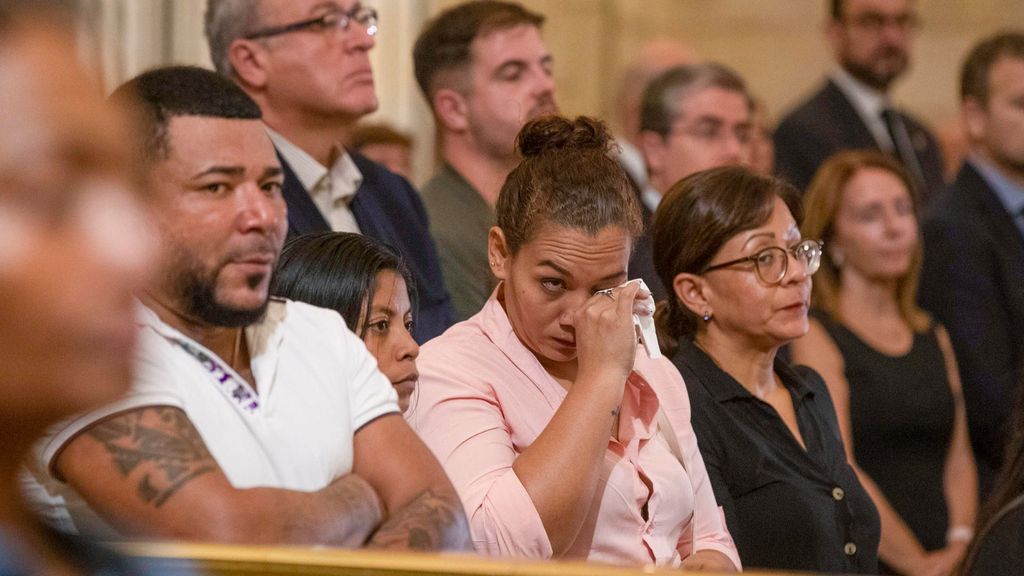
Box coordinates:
[703,312,712,322]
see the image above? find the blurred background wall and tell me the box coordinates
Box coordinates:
[73,0,1024,186]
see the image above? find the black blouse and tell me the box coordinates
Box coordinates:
[672,339,881,573]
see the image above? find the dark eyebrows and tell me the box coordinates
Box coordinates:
[193,166,245,179]
[261,166,284,180]
[741,231,775,250]
[192,166,282,180]
[537,260,626,284]
[538,259,571,277]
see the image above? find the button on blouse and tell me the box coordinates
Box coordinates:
[671,339,880,573]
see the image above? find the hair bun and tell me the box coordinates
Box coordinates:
[516,115,613,158]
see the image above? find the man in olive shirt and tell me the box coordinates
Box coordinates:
[413,1,558,320]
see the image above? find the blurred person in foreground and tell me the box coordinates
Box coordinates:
[0,2,161,573]
[918,31,1024,497]
[272,232,420,412]
[960,379,1024,575]
[792,150,977,576]
[26,65,470,551]
[413,0,558,321]
[653,166,880,573]
[407,115,740,571]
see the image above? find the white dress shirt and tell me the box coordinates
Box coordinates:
[266,127,362,234]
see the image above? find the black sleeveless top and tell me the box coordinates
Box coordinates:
[812,310,955,553]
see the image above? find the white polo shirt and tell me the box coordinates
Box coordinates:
[25,298,399,537]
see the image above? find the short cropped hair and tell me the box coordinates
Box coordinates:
[639,63,750,138]
[413,0,543,101]
[960,31,1024,107]
[110,65,262,163]
[204,0,263,78]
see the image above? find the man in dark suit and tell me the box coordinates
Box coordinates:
[635,63,753,301]
[774,0,944,201]
[919,32,1024,495]
[204,0,454,342]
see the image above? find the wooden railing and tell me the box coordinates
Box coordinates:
[121,542,805,576]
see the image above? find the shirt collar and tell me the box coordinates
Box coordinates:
[969,154,1024,217]
[135,298,289,396]
[265,126,362,204]
[675,338,814,404]
[641,185,662,213]
[830,67,889,120]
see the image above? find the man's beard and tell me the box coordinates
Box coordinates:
[842,49,908,92]
[168,249,270,328]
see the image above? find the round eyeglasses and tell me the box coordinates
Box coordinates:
[245,5,378,40]
[702,239,823,285]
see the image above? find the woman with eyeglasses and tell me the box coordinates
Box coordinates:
[652,165,880,573]
[790,151,977,576]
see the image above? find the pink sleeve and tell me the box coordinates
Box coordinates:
[406,348,553,559]
[646,359,742,571]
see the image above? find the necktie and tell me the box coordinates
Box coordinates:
[881,108,930,202]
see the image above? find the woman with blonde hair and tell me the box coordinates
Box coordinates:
[791,150,977,576]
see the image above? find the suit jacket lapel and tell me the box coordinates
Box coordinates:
[961,163,1024,263]
[822,79,880,150]
[277,151,330,238]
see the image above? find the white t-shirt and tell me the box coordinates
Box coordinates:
[25,298,399,537]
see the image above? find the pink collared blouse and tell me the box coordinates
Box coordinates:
[406,293,740,568]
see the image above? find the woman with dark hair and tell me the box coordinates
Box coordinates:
[791,151,976,576]
[652,165,880,573]
[272,232,419,411]
[407,116,740,570]
[960,385,1024,575]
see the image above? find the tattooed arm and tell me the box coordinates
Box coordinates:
[54,406,383,545]
[352,414,472,551]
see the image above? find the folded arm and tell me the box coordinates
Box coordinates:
[55,406,382,545]
[354,413,472,551]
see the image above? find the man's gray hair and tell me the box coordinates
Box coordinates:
[640,62,750,138]
[204,0,263,78]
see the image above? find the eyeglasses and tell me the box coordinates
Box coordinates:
[245,5,378,40]
[843,11,921,34]
[702,239,823,285]
[670,120,752,147]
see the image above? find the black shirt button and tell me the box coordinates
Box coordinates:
[832,486,845,501]
[844,542,857,556]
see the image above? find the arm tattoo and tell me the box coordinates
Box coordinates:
[87,407,216,507]
[367,489,472,551]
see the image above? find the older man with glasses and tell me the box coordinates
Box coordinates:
[205,0,454,343]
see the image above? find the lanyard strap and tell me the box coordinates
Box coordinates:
[167,335,260,414]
